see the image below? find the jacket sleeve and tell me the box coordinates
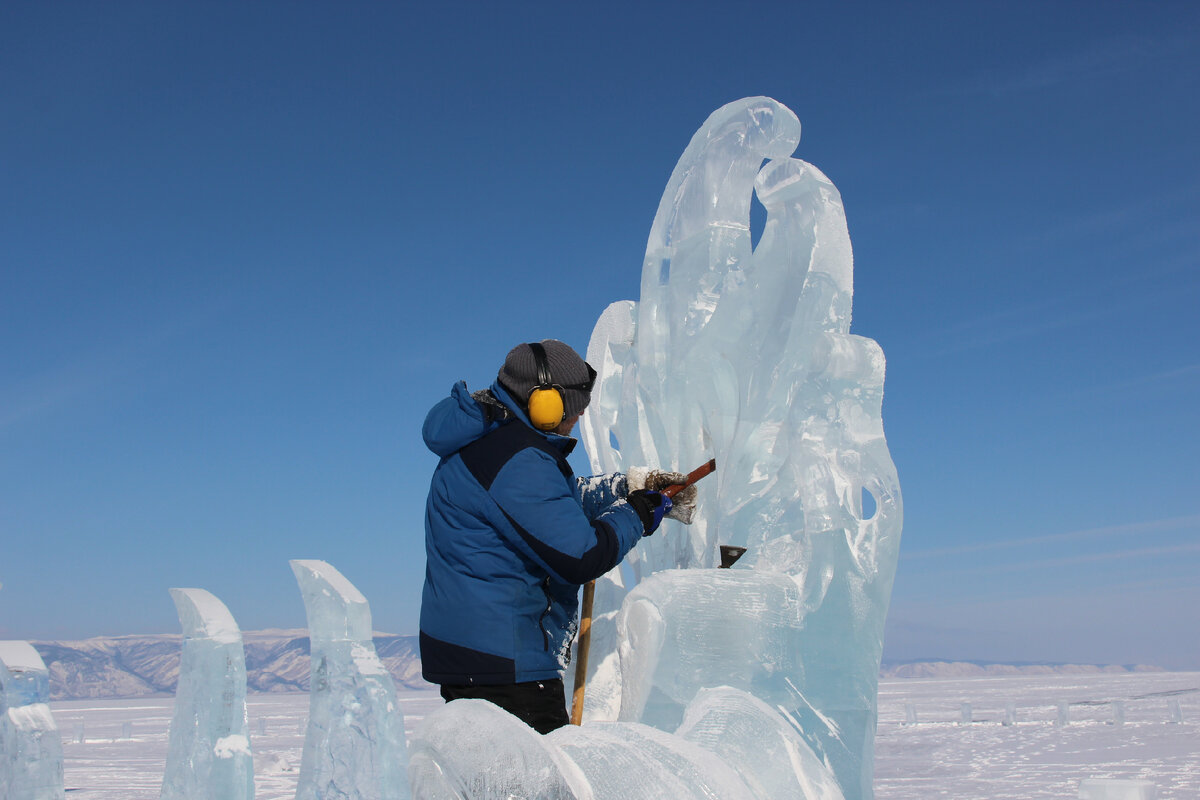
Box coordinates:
[576,472,628,520]
[489,450,643,585]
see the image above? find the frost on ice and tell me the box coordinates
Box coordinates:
[290,559,410,800]
[161,588,253,800]
[411,96,900,800]
[0,640,65,800]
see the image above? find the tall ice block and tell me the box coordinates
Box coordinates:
[580,96,902,800]
[0,640,65,799]
[290,560,409,800]
[161,588,253,800]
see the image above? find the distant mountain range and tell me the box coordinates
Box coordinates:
[879,660,1164,679]
[25,630,1164,700]
[31,629,428,701]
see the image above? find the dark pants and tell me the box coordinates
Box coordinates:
[439,678,570,735]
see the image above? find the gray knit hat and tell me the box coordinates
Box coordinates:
[498,340,596,420]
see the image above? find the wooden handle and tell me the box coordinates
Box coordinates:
[662,458,717,498]
[569,580,595,725]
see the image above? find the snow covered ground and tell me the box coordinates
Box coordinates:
[51,689,444,799]
[874,671,1199,798]
[50,671,1198,798]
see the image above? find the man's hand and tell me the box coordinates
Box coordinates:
[627,467,698,524]
[627,490,673,536]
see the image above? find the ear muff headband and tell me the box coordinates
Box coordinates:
[527,342,565,431]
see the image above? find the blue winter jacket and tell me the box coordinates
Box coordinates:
[419,381,645,686]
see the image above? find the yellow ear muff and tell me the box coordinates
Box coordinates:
[528,386,565,431]
[526,342,565,431]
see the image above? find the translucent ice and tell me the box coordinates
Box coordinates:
[290,559,409,800]
[408,684,836,799]
[0,640,65,799]
[579,96,902,799]
[549,719,752,799]
[675,687,844,800]
[614,570,805,728]
[408,699,586,799]
[161,588,253,800]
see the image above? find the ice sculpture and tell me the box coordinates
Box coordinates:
[409,700,586,799]
[161,588,253,800]
[290,559,409,800]
[549,719,751,798]
[0,640,65,799]
[578,96,902,799]
[409,684,842,799]
[675,687,843,799]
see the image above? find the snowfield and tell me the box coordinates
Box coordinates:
[51,671,1198,799]
[874,670,1198,798]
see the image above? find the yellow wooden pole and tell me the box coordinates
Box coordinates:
[569,579,596,725]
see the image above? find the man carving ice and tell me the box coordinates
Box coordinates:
[419,339,697,733]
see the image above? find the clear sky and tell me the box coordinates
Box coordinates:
[2,2,1197,669]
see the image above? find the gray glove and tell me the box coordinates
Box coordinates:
[626,467,698,524]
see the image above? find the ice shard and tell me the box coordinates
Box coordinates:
[579,96,902,799]
[290,559,409,800]
[160,588,253,800]
[0,640,65,800]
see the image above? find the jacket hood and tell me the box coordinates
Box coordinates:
[422,381,576,458]
[422,381,495,457]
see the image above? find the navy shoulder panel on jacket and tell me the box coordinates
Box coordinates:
[459,419,572,491]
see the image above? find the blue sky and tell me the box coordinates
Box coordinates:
[2,2,1197,669]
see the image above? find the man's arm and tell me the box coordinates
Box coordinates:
[490,450,643,585]
[576,473,628,520]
